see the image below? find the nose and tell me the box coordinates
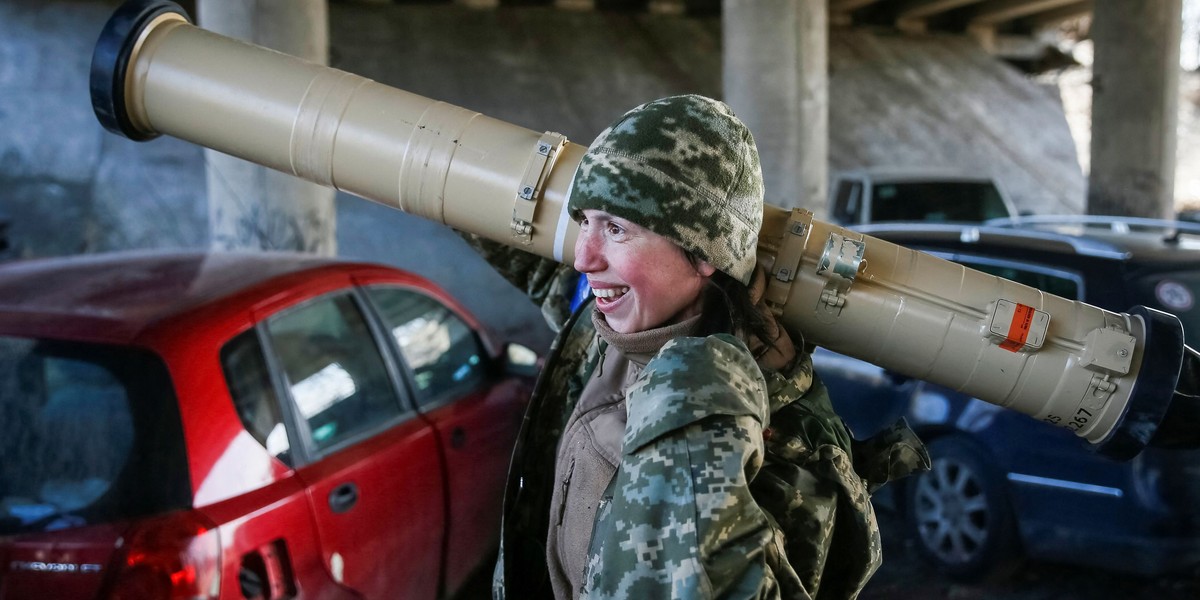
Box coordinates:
[573,228,604,273]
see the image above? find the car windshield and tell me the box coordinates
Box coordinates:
[0,336,190,536]
[872,181,1010,223]
[1131,270,1200,345]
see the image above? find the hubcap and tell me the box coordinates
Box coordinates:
[912,457,990,566]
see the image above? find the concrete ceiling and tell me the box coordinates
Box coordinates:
[829,0,1092,33]
[624,0,1093,63]
[827,0,1093,63]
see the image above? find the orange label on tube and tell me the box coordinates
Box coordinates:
[999,303,1035,352]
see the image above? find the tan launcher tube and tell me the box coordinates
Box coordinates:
[91,1,1188,460]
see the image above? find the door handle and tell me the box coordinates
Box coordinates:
[328,482,359,514]
[450,426,467,449]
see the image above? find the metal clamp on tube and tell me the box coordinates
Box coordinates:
[90,0,1200,460]
[814,231,866,319]
[511,132,569,245]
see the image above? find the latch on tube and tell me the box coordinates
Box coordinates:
[511,131,568,244]
[1080,326,1136,375]
[764,210,812,314]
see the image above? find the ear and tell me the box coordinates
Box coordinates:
[695,259,716,278]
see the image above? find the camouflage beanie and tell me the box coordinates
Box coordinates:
[568,94,764,285]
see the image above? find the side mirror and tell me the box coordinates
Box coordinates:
[503,343,541,379]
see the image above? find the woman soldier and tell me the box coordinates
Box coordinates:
[468,94,927,599]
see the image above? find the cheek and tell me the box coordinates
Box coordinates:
[663,272,707,310]
[631,258,706,313]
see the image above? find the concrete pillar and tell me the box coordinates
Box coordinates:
[1088,0,1182,218]
[197,0,337,255]
[723,0,828,212]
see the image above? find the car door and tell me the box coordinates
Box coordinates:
[364,285,528,594]
[262,291,446,600]
[814,346,914,439]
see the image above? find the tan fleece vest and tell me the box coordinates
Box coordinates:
[545,312,699,599]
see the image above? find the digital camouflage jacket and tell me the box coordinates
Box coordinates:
[471,236,929,599]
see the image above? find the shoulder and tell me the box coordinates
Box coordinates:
[624,334,769,452]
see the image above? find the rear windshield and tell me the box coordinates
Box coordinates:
[0,336,190,536]
[1131,271,1200,345]
[871,181,1011,223]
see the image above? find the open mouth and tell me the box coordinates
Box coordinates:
[592,286,629,306]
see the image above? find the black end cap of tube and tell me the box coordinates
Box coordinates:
[1094,305,1186,461]
[1147,344,1200,449]
[90,0,191,141]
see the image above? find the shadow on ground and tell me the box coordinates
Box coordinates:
[864,507,1200,600]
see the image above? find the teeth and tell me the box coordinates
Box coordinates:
[592,287,628,299]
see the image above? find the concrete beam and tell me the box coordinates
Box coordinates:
[985,32,1056,59]
[555,0,595,9]
[967,23,996,51]
[1025,0,1092,29]
[968,0,1083,27]
[830,0,884,25]
[829,0,884,11]
[895,0,985,20]
[648,0,687,14]
[455,0,500,8]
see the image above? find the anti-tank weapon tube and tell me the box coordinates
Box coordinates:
[91,0,1200,459]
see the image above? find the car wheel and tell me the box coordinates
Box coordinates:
[902,435,1022,582]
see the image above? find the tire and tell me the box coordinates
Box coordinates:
[902,435,1023,582]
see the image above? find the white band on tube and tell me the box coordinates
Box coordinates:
[553,177,576,263]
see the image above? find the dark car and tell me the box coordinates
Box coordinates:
[0,251,536,599]
[814,216,1200,581]
[828,168,1020,227]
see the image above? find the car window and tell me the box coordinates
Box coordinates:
[221,330,292,467]
[266,294,405,454]
[957,259,1080,300]
[366,286,487,407]
[872,181,1010,223]
[832,180,863,224]
[0,337,189,535]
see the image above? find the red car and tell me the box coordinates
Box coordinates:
[0,251,536,599]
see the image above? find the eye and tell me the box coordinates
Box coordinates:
[606,222,626,237]
[578,216,590,230]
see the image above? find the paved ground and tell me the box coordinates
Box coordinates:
[864,507,1200,600]
[458,508,1200,599]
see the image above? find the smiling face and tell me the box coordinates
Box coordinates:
[573,209,714,334]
